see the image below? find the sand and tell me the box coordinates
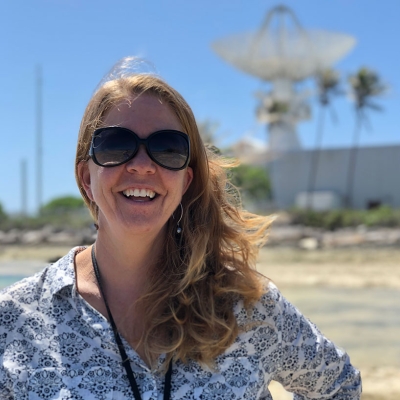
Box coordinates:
[0,244,399,399]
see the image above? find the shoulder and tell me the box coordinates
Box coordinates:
[0,246,79,299]
[0,271,46,312]
[231,280,361,397]
[234,278,324,352]
[234,279,299,326]
[0,247,81,336]
[257,281,311,328]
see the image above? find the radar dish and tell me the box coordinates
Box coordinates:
[212,6,356,81]
[211,5,356,152]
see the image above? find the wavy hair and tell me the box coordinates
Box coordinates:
[75,65,272,368]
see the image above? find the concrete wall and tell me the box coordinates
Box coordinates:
[270,145,400,209]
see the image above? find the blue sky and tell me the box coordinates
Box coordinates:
[1,0,399,214]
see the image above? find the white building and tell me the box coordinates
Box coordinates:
[270,145,400,210]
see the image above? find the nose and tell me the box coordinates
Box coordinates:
[125,144,156,174]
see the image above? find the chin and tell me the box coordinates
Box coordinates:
[121,218,167,236]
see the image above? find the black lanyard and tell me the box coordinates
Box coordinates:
[91,246,172,400]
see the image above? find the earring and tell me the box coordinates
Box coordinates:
[176,203,183,234]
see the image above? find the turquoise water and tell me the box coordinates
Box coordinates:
[0,260,45,289]
[0,275,27,289]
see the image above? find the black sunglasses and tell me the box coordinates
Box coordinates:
[88,126,190,170]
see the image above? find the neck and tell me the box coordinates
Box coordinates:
[92,225,165,300]
[74,223,167,358]
[75,218,167,311]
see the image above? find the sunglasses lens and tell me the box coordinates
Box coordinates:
[93,128,137,166]
[91,128,189,169]
[148,131,189,169]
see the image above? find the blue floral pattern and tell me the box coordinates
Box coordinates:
[0,247,361,399]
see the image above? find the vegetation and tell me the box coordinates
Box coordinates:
[230,164,271,203]
[348,67,386,111]
[40,196,85,215]
[2,198,400,232]
[197,120,220,146]
[0,203,8,224]
[197,119,271,207]
[0,196,92,231]
[307,68,342,209]
[345,67,387,207]
[290,206,400,230]
[267,100,289,114]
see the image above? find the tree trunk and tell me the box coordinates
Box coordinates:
[345,114,362,208]
[307,106,326,210]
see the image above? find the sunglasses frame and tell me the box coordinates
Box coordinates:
[89,126,191,171]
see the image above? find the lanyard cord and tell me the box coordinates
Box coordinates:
[91,246,172,400]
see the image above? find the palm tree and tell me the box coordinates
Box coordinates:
[345,67,386,208]
[307,68,342,210]
[197,119,222,155]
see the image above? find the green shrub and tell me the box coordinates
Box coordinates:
[0,196,92,231]
[0,202,7,224]
[230,164,271,202]
[290,206,400,230]
[40,196,85,215]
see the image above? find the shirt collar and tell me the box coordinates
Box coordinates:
[46,246,87,297]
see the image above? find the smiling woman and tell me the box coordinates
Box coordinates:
[0,57,361,399]
[77,93,193,240]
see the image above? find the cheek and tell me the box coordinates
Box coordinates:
[88,167,117,199]
[159,173,185,201]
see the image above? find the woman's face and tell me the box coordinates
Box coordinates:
[79,93,193,239]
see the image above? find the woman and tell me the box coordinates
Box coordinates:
[0,60,361,399]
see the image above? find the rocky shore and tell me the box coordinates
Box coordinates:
[269,225,400,249]
[1,224,399,249]
[0,226,96,247]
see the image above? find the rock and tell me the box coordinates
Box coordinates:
[21,230,46,245]
[268,225,304,245]
[1,223,398,249]
[322,230,365,248]
[0,229,21,244]
[80,228,97,245]
[46,231,83,245]
[298,237,319,250]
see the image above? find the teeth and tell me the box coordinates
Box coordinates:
[123,189,156,199]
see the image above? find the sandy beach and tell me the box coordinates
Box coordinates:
[0,244,399,399]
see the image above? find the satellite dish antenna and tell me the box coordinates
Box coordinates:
[212,4,356,152]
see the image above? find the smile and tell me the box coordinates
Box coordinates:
[122,188,157,200]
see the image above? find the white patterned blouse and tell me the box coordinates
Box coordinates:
[0,247,361,399]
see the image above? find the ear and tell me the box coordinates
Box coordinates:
[182,166,193,195]
[77,161,94,202]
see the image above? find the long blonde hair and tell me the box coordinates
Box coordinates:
[75,72,272,368]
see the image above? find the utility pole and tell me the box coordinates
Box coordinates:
[36,65,43,214]
[21,159,27,215]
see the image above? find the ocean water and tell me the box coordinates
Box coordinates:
[0,260,45,290]
[0,275,27,289]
